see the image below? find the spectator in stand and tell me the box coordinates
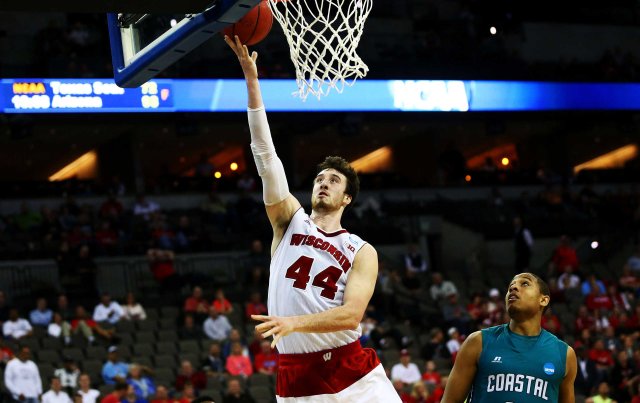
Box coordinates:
[72,245,99,300]
[421,360,441,386]
[428,376,447,403]
[77,373,100,403]
[147,249,181,298]
[429,272,458,304]
[586,381,617,403]
[30,297,53,327]
[466,293,488,327]
[200,191,228,231]
[586,287,613,311]
[624,244,640,274]
[56,294,73,321]
[212,288,233,315]
[513,216,534,271]
[445,327,462,360]
[184,286,210,323]
[127,363,156,402]
[72,306,114,343]
[541,307,562,336]
[102,346,130,385]
[122,292,147,321]
[3,308,33,340]
[123,384,146,403]
[54,356,80,396]
[589,339,615,378]
[619,265,640,294]
[48,312,73,345]
[203,306,232,342]
[557,266,581,291]
[201,341,225,378]
[548,235,579,277]
[248,329,265,358]
[179,383,196,402]
[575,305,597,336]
[244,291,267,320]
[393,379,411,402]
[99,193,124,222]
[178,315,203,340]
[440,293,471,335]
[93,293,124,325]
[133,194,160,221]
[4,346,42,403]
[245,239,270,270]
[485,288,506,327]
[391,349,421,386]
[41,376,72,403]
[0,339,14,368]
[575,344,599,397]
[223,378,256,403]
[243,265,269,299]
[404,243,428,275]
[408,381,430,403]
[420,328,450,362]
[100,382,128,403]
[175,360,206,392]
[606,285,630,312]
[254,339,277,375]
[174,215,198,252]
[582,274,606,297]
[222,329,249,360]
[610,350,635,402]
[94,221,120,256]
[150,385,187,403]
[226,341,253,378]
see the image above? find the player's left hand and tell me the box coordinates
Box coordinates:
[252,314,296,348]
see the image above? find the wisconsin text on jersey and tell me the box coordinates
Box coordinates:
[289,234,352,272]
[486,374,550,400]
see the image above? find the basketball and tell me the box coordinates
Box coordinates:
[222,0,273,46]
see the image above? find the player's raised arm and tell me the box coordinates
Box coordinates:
[441,330,482,403]
[224,35,301,245]
[559,346,577,403]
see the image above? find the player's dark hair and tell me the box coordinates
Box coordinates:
[528,273,551,314]
[316,156,360,204]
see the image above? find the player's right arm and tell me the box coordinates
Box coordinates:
[224,35,301,250]
[441,330,482,403]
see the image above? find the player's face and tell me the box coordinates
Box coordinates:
[311,168,351,212]
[505,273,549,317]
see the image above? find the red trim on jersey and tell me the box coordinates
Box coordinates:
[316,228,349,237]
[276,341,380,397]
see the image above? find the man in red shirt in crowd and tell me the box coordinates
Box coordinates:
[175,360,206,392]
[183,286,209,322]
[150,385,189,403]
[548,235,579,276]
[100,382,127,403]
[254,340,277,375]
[589,339,615,375]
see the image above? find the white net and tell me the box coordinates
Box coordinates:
[268,0,372,100]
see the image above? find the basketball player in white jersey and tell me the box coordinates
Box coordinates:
[224,35,400,403]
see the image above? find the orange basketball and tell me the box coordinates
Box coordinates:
[223,0,273,46]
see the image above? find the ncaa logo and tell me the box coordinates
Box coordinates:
[543,363,555,375]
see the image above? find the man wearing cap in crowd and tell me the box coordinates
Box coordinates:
[102,346,129,385]
[446,327,462,360]
[391,349,422,387]
[54,356,80,396]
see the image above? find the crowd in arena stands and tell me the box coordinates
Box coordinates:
[3,236,640,401]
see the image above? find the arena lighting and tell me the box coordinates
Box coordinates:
[48,150,97,181]
[573,144,638,173]
[501,157,509,166]
[490,26,497,35]
[214,171,222,179]
[350,146,392,173]
[230,162,238,171]
[170,19,177,27]
[465,175,472,182]
[591,241,599,249]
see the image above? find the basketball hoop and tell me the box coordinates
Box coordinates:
[268,0,372,100]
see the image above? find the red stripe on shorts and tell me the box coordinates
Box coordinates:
[276,341,381,398]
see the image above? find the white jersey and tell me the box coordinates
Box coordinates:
[268,208,367,354]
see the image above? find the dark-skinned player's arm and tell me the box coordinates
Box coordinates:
[559,346,577,403]
[224,34,301,255]
[441,331,482,403]
[252,244,378,348]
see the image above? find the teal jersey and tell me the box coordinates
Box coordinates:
[469,324,568,403]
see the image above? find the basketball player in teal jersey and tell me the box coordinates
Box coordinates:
[442,273,577,403]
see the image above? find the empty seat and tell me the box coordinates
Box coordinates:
[136,320,158,332]
[131,356,153,368]
[115,321,135,333]
[135,331,156,344]
[132,343,155,357]
[85,346,107,361]
[160,307,180,318]
[249,386,273,402]
[41,338,62,351]
[178,340,200,354]
[156,341,177,355]
[249,373,272,387]
[157,330,178,343]
[159,317,177,329]
[36,350,61,365]
[154,368,175,385]
[154,354,177,369]
[81,360,103,381]
[37,363,56,379]
[62,347,85,363]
